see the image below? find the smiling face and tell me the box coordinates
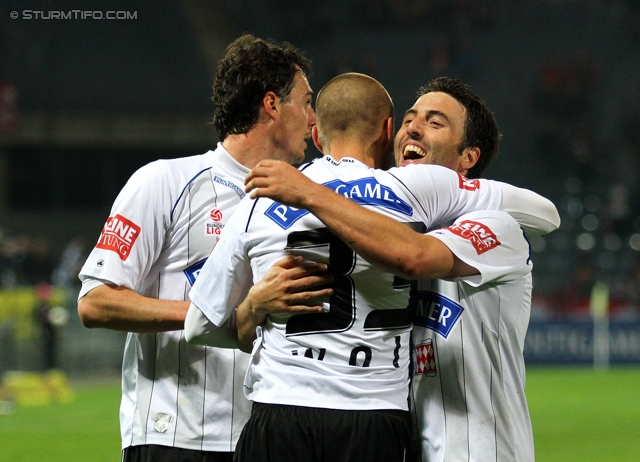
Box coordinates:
[272,71,317,164]
[394,91,468,173]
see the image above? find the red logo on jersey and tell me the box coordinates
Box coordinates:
[210,209,223,222]
[414,340,436,376]
[458,174,480,191]
[95,214,141,261]
[448,220,500,254]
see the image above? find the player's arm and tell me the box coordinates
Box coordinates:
[245,161,453,279]
[235,256,334,351]
[245,160,558,280]
[77,283,188,332]
[185,256,333,352]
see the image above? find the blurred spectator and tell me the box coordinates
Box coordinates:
[52,234,87,288]
[21,236,54,285]
[33,283,58,371]
[553,255,596,317]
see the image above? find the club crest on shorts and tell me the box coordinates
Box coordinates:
[413,339,436,376]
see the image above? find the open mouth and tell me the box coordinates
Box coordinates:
[403,144,427,160]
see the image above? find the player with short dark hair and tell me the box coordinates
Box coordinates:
[410,77,500,179]
[76,34,324,462]
[212,35,312,140]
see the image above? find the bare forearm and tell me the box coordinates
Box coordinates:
[245,160,450,279]
[77,284,188,332]
[302,185,443,279]
[236,298,265,353]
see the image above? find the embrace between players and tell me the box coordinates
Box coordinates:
[78,34,559,462]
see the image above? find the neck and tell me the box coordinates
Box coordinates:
[222,130,274,170]
[326,139,380,168]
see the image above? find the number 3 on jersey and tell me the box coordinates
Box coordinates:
[284,226,421,337]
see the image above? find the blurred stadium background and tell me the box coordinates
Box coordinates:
[0,0,638,460]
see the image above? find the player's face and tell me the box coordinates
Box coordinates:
[273,71,316,164]
[394,92,467,173]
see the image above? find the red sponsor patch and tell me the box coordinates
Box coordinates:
[458,174,481,191]
[210,208,223,222]
[448,220,500,254]
[95,214,141,261]
[414,340,436,376]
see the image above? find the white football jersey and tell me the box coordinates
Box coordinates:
[189,155,505,411]
[410,210,535,462]
[78,144,252,451]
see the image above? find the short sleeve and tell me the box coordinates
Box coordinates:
[387,164,503,229]
[78,161,173,290]
[428,210,532,287]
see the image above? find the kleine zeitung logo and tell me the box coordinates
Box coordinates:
[448,220,500,254]
[95,214,141,260]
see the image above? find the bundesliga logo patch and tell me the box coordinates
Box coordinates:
[95,214,141,261]
[458,174,481,191]
[205,208,224,236]
[414,340,436,376]
[448,220,500,254]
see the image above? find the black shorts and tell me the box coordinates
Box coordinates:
[122,444,233,462]
[234,402,410,462]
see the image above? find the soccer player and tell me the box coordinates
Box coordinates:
[245,77,550,461]
[76,34,325,462]
[185,73,557,462]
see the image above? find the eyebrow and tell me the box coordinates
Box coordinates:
[403,108,451,123]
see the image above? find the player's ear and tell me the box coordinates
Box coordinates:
[262,91,279,120]
[312,125,324,153]
[383,116,393,150]
[460,146,480,173]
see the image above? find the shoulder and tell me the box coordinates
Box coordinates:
[128,152,215,189]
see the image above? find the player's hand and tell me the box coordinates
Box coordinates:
[245,255,334,322]
[245,160,316,207]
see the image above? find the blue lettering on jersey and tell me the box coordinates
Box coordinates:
[265,177,413,230]
[325,177,413,216]
[265,204,310,230]
[184,257,207,286]
[213,176,245,199]
[414,291,464,338]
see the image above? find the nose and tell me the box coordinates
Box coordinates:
[406,118,423,138]
[308,107,317,127]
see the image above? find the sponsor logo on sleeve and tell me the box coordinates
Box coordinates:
[95,214,141,260]
[183,258,207,286]
[414,291,463,338]
[458,174,481,191]
[413,339,437,376]
[265,177,413,230]
[448,220,500,254]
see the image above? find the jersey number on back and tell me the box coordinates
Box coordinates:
[284,225,422,337]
